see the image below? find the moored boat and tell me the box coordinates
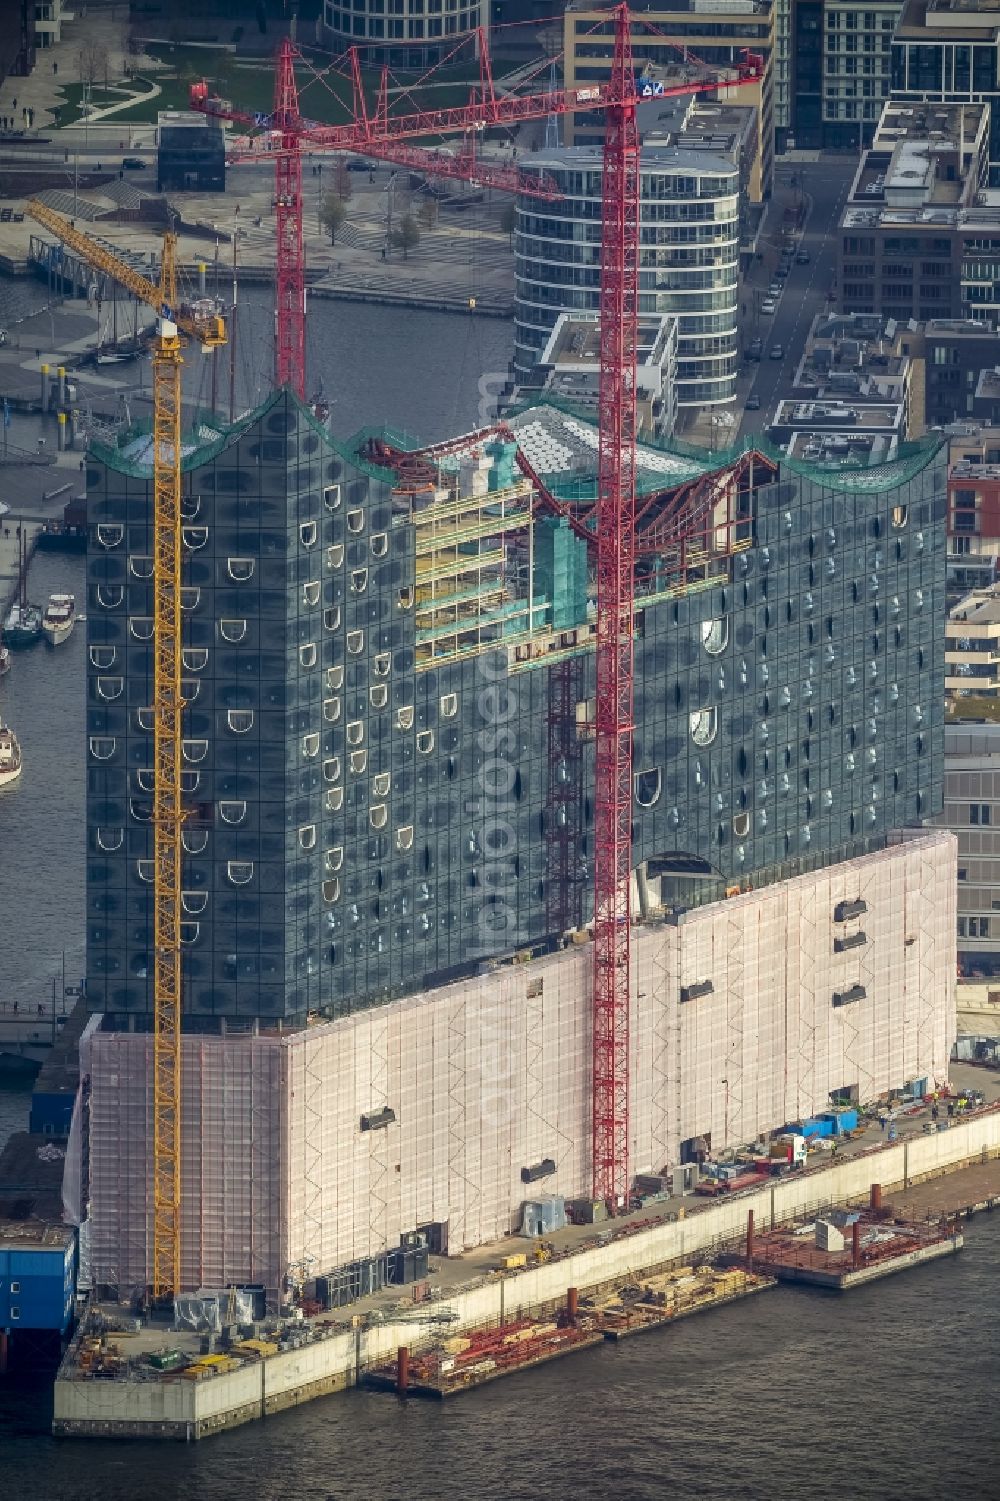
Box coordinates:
[3,601,43,648]
[42,592,75,646]
[0,719,22,787]
[0,642,9,676]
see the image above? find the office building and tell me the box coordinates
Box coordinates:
[0,0,33,81]
[890,0,1000,183]
[789,0,902,151]
[323,0,489,65]
[156,111,225,194]
[938,724,1000,980]
[514,145,740,406]
[517,311,680,439]
[836,100,996,325]
[562,1,775,200]
[924,320,1000,426]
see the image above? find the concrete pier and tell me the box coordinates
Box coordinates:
[52,1107,1000,1442]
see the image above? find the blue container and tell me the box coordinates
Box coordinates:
[800,1117,835,1139]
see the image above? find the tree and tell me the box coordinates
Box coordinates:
[320,193,348,245]
[500,202,516,244]
[417,195,438,230]
[334,159,352,202]
[78,40,111,94]
[390,214,420,260]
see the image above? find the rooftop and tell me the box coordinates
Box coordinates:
[785,431,897,466]
[896,0,1000,38]
[975,369,1000,403]
[772,399,905,432]
[0,1131,71,1235]
[948,587,1000,627]
[523,143,740,180]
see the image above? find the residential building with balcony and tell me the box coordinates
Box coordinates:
[515,145,740,408]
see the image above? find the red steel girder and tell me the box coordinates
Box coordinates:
[592,4,639,1210]
[273,39,305,399]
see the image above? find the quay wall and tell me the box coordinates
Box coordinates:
[53,1106,1000,1440]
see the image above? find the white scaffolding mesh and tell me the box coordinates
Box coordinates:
[86,832,957,1292]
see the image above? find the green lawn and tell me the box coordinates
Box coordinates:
[52,45,484,127]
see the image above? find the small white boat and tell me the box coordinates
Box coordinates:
[0,719,22,788]
[0,642,9,676]
[42,592,76,646]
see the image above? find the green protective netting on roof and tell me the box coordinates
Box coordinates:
[87,388,383,482]
[503,394,946,500]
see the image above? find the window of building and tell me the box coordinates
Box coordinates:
[327,544,345,570]
[299,825,317,850]
[326,786,344,812]
[634,768,662,807]
[397,705,414,730]
[323,756,341,783]
[371,532,388,558]
[227,710,254,734]
[300,644,317,667]
[971,803,991,825]
[220,801,246,824]
[220,619,247,644]
[227,861,254,886]
[303,580,321,606]
[324,606,341,632]
[374,653,391,677]
[689,707,717,746]
[417,730,434,753]
[227,557,255,581]
[350,750,368,774]
[324,695,342,722]
[183,739,208,763]
[300,521,318,547]
[371,684,388,710]
[370,804,388,829]
[347,720,364,747]
[347,630,364,654]
[347,508,365,534]
[302,732,320,758]
[440,692,458,717]
[352,568,368,594]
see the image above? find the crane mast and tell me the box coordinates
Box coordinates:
[151,235,185,1300]
[592,6,639,1210]
[25,200,225,1299]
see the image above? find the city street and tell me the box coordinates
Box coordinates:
[735,154,859,443]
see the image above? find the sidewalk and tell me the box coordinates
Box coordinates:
[0,4,138,134]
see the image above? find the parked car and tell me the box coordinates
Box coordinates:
[770,343,784,360]
[122,157,147,170]
[745,393,761,410]
[796,250,810,264]
[747,338,763,360]
[774,265,789,279]
[768,281,782,296]
[761,299,777,315]
[347,158,373,172]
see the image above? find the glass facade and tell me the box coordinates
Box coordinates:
[515,148,740,408]
[323,0,487,65]
[84,393,947,1030]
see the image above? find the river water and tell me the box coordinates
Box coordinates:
[3,288,998,1501]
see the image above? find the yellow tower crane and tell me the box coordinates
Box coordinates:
[26,200,226,1301]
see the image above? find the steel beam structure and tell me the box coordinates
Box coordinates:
[592,5,638,1209]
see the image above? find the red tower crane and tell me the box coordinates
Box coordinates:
[193,9,762,1207]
